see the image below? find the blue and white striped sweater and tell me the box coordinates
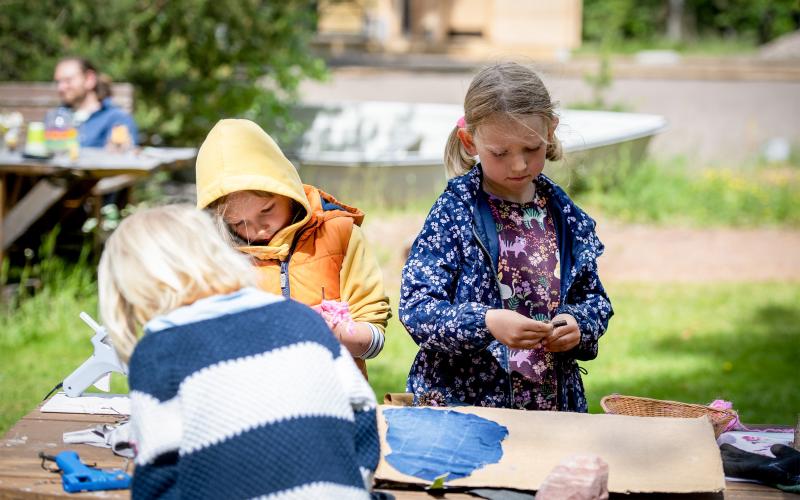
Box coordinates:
[129,288,379,499]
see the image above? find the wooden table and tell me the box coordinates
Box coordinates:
[0,147,196,263]
[0,407,794,499]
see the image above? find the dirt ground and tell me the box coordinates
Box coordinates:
[363,214,800,285]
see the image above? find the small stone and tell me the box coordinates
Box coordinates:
[536,454,609,500]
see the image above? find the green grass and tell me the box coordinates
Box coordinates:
[568,159,800,227]
[2,262,798,434]
[356,158,800,228]
[0,263,107,433]
[584,282,799,423]
[368,282,800,425]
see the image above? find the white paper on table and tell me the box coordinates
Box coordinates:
[717,430,795,482]
[41,392,130,415]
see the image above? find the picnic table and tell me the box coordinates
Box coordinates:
[0,147,196,263]
[0,406,793,499]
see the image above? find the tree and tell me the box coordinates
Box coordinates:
[0,0,327,145]
[582,0,800,46]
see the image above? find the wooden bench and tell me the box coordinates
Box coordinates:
[0,81,134,123]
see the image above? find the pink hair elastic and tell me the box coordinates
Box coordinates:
[456,116,466,129]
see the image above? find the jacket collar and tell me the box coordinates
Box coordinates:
[448,166,603,293]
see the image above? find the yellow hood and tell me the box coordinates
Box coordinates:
[195,119,310,251]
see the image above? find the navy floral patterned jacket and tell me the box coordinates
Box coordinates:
[399,166,613,412]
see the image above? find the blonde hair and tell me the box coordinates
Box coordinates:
[98,205,257,361]
[208,190,302,247]
[444,62,563,178]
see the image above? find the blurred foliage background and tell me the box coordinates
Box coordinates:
[0,0,327,145]
[583,0,800,47]
[1,1,797,145]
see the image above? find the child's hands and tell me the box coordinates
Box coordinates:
[312,301,374,358]
[543,314,580,352]
[486,309,551,349]
[311,300,354,335]
[310,303,336,330]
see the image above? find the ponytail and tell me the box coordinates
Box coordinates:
[443,126,477,178]
[546,130,563,162]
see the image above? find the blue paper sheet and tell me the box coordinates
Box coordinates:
[383,407,509,481]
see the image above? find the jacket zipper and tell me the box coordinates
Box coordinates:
[279,258,292,299]
[279,227,308,300]
[472,222,516,408]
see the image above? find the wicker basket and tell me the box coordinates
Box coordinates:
[600,394,736,438]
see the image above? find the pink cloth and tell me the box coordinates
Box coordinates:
[708,399,740,432]
[456,116,466,128]
[709,399,793,433]
[312,300,354,335]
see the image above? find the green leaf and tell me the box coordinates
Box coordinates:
[427,473,450,490]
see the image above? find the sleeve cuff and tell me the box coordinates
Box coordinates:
[357,323,385,359]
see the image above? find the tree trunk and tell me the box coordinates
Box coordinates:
[667,0,684,42]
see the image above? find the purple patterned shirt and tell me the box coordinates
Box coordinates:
[488,190,561,410]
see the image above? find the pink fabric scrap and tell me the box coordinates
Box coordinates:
[709,399,733,411]
[312,300,355,335]
[709,399,793,434]
[456,116,466,129]
[709,399,741,432]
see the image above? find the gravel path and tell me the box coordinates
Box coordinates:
[363,214,800,285]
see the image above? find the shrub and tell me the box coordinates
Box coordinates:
[0,0,326,145]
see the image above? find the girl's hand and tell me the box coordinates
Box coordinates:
[311,300,352,332]
[312,301,371,357]
[486,309,551,349]
[310,304,336,330]
[543,314,580,352]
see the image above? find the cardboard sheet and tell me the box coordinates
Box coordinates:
[375,405,726,494]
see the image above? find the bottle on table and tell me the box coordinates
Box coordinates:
[44,108,79,159]
[24,122,50,158]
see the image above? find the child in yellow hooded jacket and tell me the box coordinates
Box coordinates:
[196,119,390,377]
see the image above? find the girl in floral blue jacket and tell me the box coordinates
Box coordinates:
[400,62,613,412]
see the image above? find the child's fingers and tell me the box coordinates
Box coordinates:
[545,329,580,352]
[515,339,542,350]
[505,330,544,349]
[522,328,550,341]
[531,323,553,333]
[547,324,572,340]
[543,323,573,342]
[522,320,552,333]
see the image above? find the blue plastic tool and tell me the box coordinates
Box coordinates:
[53,450,131,493]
